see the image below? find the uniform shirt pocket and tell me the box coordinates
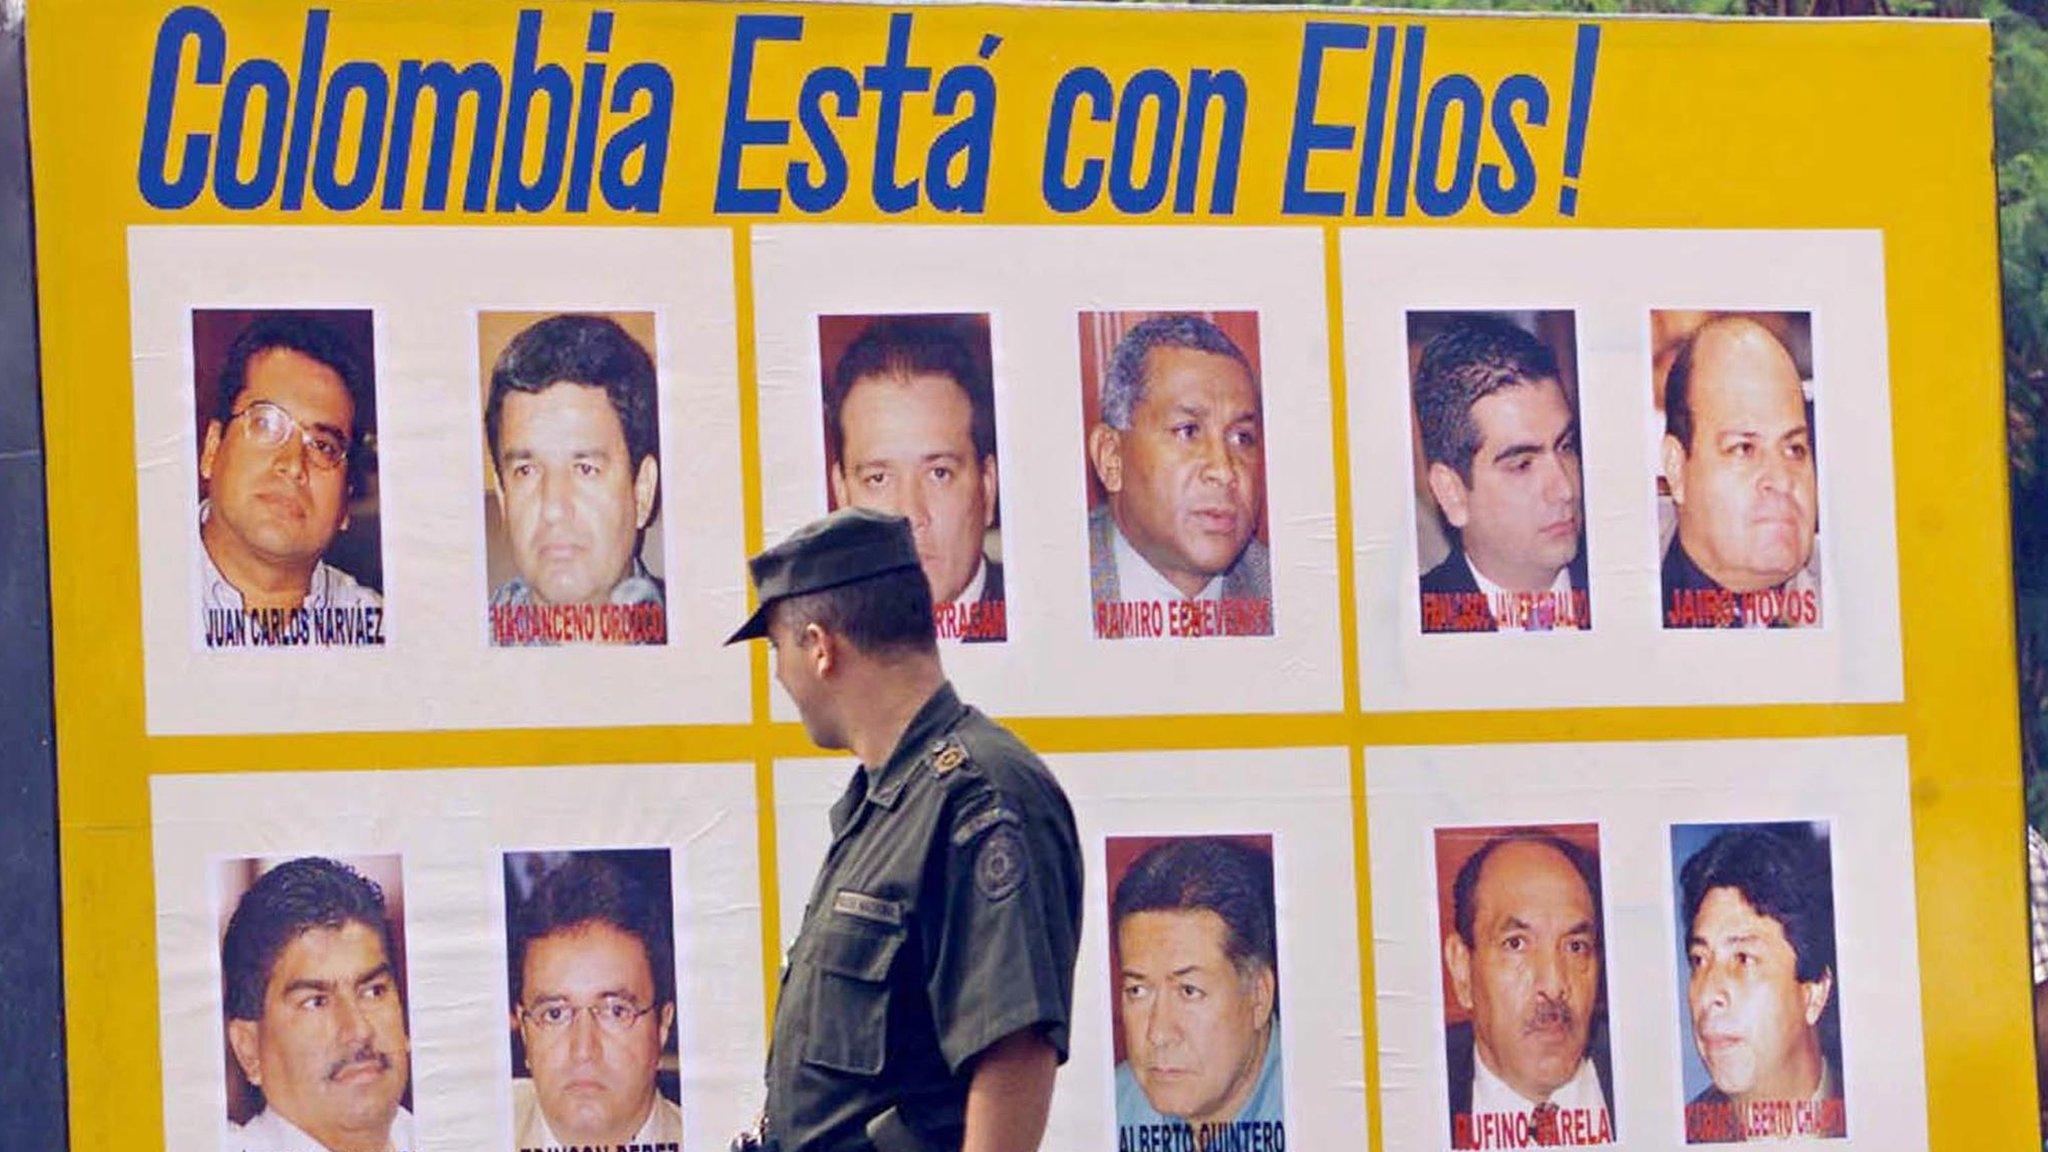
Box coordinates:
[802,920,905,1076]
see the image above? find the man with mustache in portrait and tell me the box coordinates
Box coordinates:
[221,857,413,1152]
[1442,832,1614,1149]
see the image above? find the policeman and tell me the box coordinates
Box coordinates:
[727,508,1083,1152]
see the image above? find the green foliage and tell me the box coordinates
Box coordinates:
[1997,3,2048,510]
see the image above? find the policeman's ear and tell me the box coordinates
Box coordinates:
[1426,462,1472,530]
[657,1001,675,1051]
[1088,424,1124,495]
[200,420,225,486]
[1444,933,1476,1013]
[804,621,838,677]
[633,455,660,530]
[1799,967,1834,1026]
[1662,434,1690,507]
[226,1018,264,1087]
[979,452,999,529]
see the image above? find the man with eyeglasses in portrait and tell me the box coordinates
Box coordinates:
[198,312,383,646]
[509,854,682,1152]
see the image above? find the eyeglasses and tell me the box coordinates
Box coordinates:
[230,400,352,471]
[519,995,656,1036]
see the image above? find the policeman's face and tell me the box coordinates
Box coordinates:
[1445,841,1600,1103]
[226,922,409,1151]
[200,348,355,580]
[1664,323,1816,593]
[1688,886,1830,1101]
[1094,348,1265,599]
[1431,379,1582,591]
[1118,909,1274,1128]
[495,382,658,607]
[519,922,674,1146]
[832,371,997,605]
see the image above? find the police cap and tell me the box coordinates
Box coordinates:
[725,508,923,644]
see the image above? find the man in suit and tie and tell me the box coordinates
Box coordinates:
[1411,315,1589,634]
[1084,313,1271,637]
[1441,831,1615,1149]
[826,316,1007,643]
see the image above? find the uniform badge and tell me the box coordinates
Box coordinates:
[975,826,1027,901]
[931,738,968,776]
[832,890,905,926]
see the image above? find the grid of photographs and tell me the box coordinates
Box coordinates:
[129,227,752,734]
[135,228,1898,734]
[152,765,764,1152]
[750,226,1343,721]
[1347,229,1899,712]
[137,225,1922,1152]
[1367,738,1925,1152]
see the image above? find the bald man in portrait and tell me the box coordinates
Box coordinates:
[1659,317,1821,629]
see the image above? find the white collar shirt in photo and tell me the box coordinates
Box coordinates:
[1111,519,1220,602]
[1464,554,1580,632]
[1471,1050,1607,1117]
[951,551,987,605]
[199,500,382,613]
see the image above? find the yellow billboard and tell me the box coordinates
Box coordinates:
[26,2,2016,1150]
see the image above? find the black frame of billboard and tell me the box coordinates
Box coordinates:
[0,10,71,1148]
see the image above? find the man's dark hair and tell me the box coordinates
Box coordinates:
[825,316,996,467]
[1112,837,1277,980]
[1100,314,1256,431]
[214,312,375,492]
[771,566,937,658]
[1413,315,1562,482]
[1680,824,1836,984]
[1451,831,1603,948]
[221,857,398,1022]
[1664,327,1708,451]
[511,855,674,1007]
[486,314,661,472]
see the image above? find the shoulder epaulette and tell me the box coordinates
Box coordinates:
[927,736,971,777]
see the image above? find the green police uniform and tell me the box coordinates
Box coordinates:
[765,681,1083,1152]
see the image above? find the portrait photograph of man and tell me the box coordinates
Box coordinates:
[481,312,667,648]
[216,854,412,1152]
[1673,821,1846,1142]
[1107,835,1285,1152]
[1408,312,1589,634]
[191,309,384,650]
[504,849,681,1152]
[1434,824,1616,1150]
[1654,311,1822,630]
[818,313,1006,643]
[1080,310,1273,641]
